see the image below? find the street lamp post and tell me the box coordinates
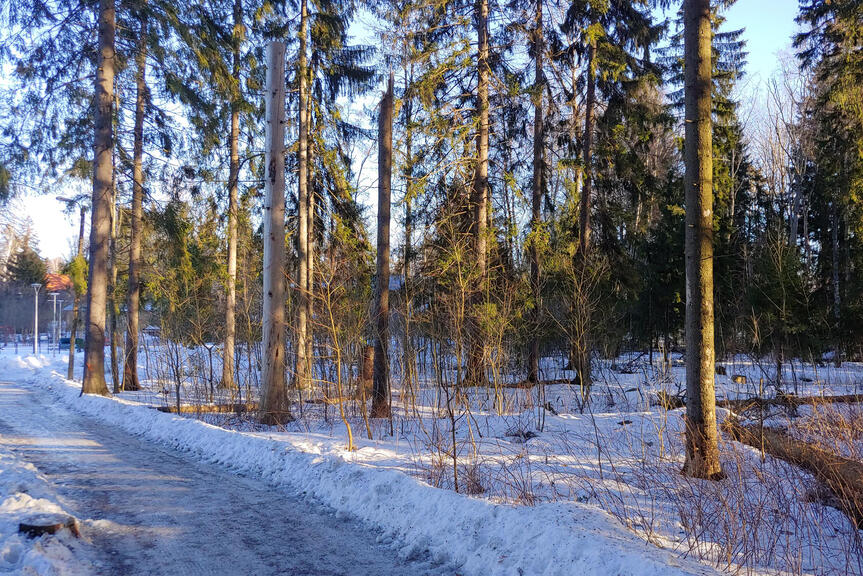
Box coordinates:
[57,194,87,380]
[58,298,64,348]
[49,292,59,356]
[31,283,42,355]
[15,291,22,354]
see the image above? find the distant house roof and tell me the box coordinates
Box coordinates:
[44,273,73,293]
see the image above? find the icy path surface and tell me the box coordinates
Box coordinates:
[0,381,450,576]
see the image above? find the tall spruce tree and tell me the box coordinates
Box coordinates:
[561,0,658,394]
[467,0,491,386]
[122,1,149,392]
[796,0,863,363]
[80,0,116,396]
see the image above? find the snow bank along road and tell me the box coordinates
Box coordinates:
[0,380,452,575]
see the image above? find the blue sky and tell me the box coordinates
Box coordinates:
[19,0,804,261]
[722,0,801,83]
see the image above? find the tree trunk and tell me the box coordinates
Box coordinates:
[789,185,802,248]
[578,39,596,258]
[570,62,582,199]
[803,197,811,268]
[467,0,489,386]
[221,0,243,390]
[305,87,315,385]
[571,36,596,393]
[402,63,415,400]
[108,178,120,393]
[294,0,311,390]
[527,0,543,383]
[831,204,841,367]
[77,206,86,262]
[360,344,374,399]
[82,0,115,396]
[67,206,86,380]
[682,0,722,480]
[122,15,147,393]
[372,72,394,419]
[259,42,289,425]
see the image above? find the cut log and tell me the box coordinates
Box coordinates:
[505,377,580,390]
[723,393,863,413]
[724,418,863,527]
[306,395,355,406]
[654,389,685,410]
[651,392,863,413]
[19,514,80,538]
[156,403,252,414]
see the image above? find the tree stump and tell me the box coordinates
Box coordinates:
[19,514,80,538]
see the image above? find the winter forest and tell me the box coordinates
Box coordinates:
[0,0,862,575]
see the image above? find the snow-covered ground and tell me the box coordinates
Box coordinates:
[0,351,718,576]
[0,375,451,576]
[81,338,863,412]
[2,346,862,575]
[0,436,89,575]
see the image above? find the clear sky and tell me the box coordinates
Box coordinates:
[722,0,801,85]
[17,0,803,261]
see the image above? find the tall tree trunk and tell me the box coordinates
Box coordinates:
[831,204,841,367]
[67,205,86,380]
[259,42,289,424]
[221,0,243,390]
[579,39,596,257]
[570,63,582,199]
[402,63,415,399]
[294,0,311,390]
[372,73,394,419]
[108,161,120,393]
[682,0,723,480]
[571,36,596,393]
[76,208,86,269]
[123,14,147,392]
[467,0,489,386]
[789,186,802,248]
[527,0,543,383]
[82,0,114,396]
[305,87,315,384]
[803,197,811,268]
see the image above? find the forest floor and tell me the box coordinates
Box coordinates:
[2,347,862,575]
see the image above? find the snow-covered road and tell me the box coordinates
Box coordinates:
[0,380,451,575]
